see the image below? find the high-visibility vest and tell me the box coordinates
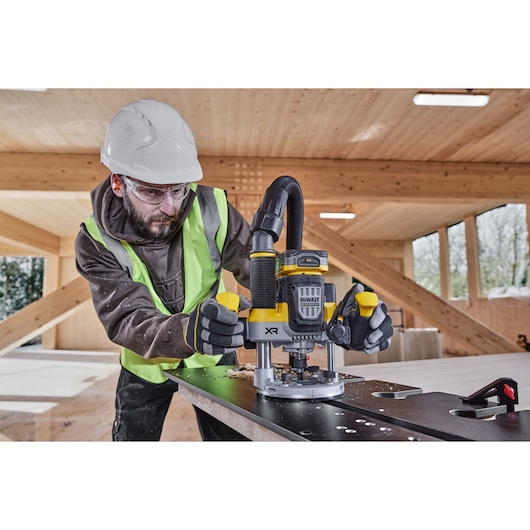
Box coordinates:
[83,184,229,383]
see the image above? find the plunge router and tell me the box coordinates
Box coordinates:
[242,175,378,400]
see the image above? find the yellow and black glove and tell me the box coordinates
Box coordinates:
[328,283,393,354]
[184,295,251,355]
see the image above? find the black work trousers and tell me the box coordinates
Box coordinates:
[111,366,249,441]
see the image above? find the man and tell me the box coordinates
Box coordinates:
[76,98,393,442]
[76,99,252,441]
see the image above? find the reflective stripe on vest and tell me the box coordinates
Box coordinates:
[83,184,229,383]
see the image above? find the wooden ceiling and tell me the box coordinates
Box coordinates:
[1,88,529,254]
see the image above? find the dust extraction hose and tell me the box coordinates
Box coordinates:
[249,176,304,308]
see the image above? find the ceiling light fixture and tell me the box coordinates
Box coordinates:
[319,212,356,220]
[0,88,48,92]
[413,93,489,107]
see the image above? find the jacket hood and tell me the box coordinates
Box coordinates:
[90,175,194,244]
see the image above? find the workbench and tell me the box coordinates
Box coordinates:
[163,352,530,441]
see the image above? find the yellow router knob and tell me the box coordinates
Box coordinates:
[355,291,378,318]
[216,292,240,312]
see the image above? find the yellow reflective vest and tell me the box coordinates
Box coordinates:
[83,184,229,383]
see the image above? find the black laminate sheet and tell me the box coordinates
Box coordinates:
[164,366,440,441]
[164,366,530,441]
[331,380,530,441]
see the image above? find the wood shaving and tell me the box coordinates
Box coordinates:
[225,368,254,380]
[225,363,354,382]
[225,363,285,380]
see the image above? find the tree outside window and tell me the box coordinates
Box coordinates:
[476,204,529,297]
[413,232,440,296]
[413,204,529,299]
[448,222,468,298]
[0,257,44,320]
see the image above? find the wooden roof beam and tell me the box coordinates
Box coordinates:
[0,276,91,357]
[1,153,529,202]
[0,211,60,255]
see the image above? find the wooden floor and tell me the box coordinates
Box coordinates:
[0,346,202,442]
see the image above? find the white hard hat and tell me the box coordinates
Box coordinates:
[100,99,203,184]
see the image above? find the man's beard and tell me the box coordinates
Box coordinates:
[123,193,179,239]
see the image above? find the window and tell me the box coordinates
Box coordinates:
[448,222,468,298]
[476,204,529,297]
[413,232,440,296]
[0,257,44,320]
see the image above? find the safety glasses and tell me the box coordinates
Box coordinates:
[121,175,191,205]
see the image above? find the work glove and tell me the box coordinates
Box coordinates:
[327,283,393,355]
[184,295,251,355]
